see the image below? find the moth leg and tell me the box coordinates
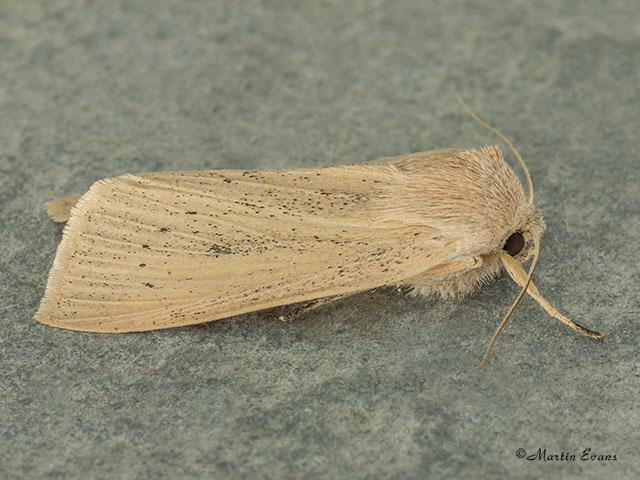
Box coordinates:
[501,253,603,341]
[420,256,484,277]
[45,195,81,223]
[278,294,350,323]
[401,256,487,299]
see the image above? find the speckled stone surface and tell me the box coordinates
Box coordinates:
[1,1,638,478]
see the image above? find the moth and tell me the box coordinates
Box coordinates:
[36,96,602,367]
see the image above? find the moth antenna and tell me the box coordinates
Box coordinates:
[477,232,540,369]
[453,90,534,204]
[500,238,604,343]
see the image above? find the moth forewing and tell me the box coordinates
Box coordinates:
[36,160,460,332]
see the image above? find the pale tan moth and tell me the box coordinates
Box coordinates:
[36,95,603,367]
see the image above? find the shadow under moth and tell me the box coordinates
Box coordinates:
[36,95,603,367]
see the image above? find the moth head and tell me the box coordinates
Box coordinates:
[503,231,525,256]
[502,229,536,263]
[501,202,545,261]
[455,92,603,369]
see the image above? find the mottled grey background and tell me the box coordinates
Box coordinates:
[1,1,638,479]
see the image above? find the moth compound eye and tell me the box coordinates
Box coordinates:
[503,232,525,256]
